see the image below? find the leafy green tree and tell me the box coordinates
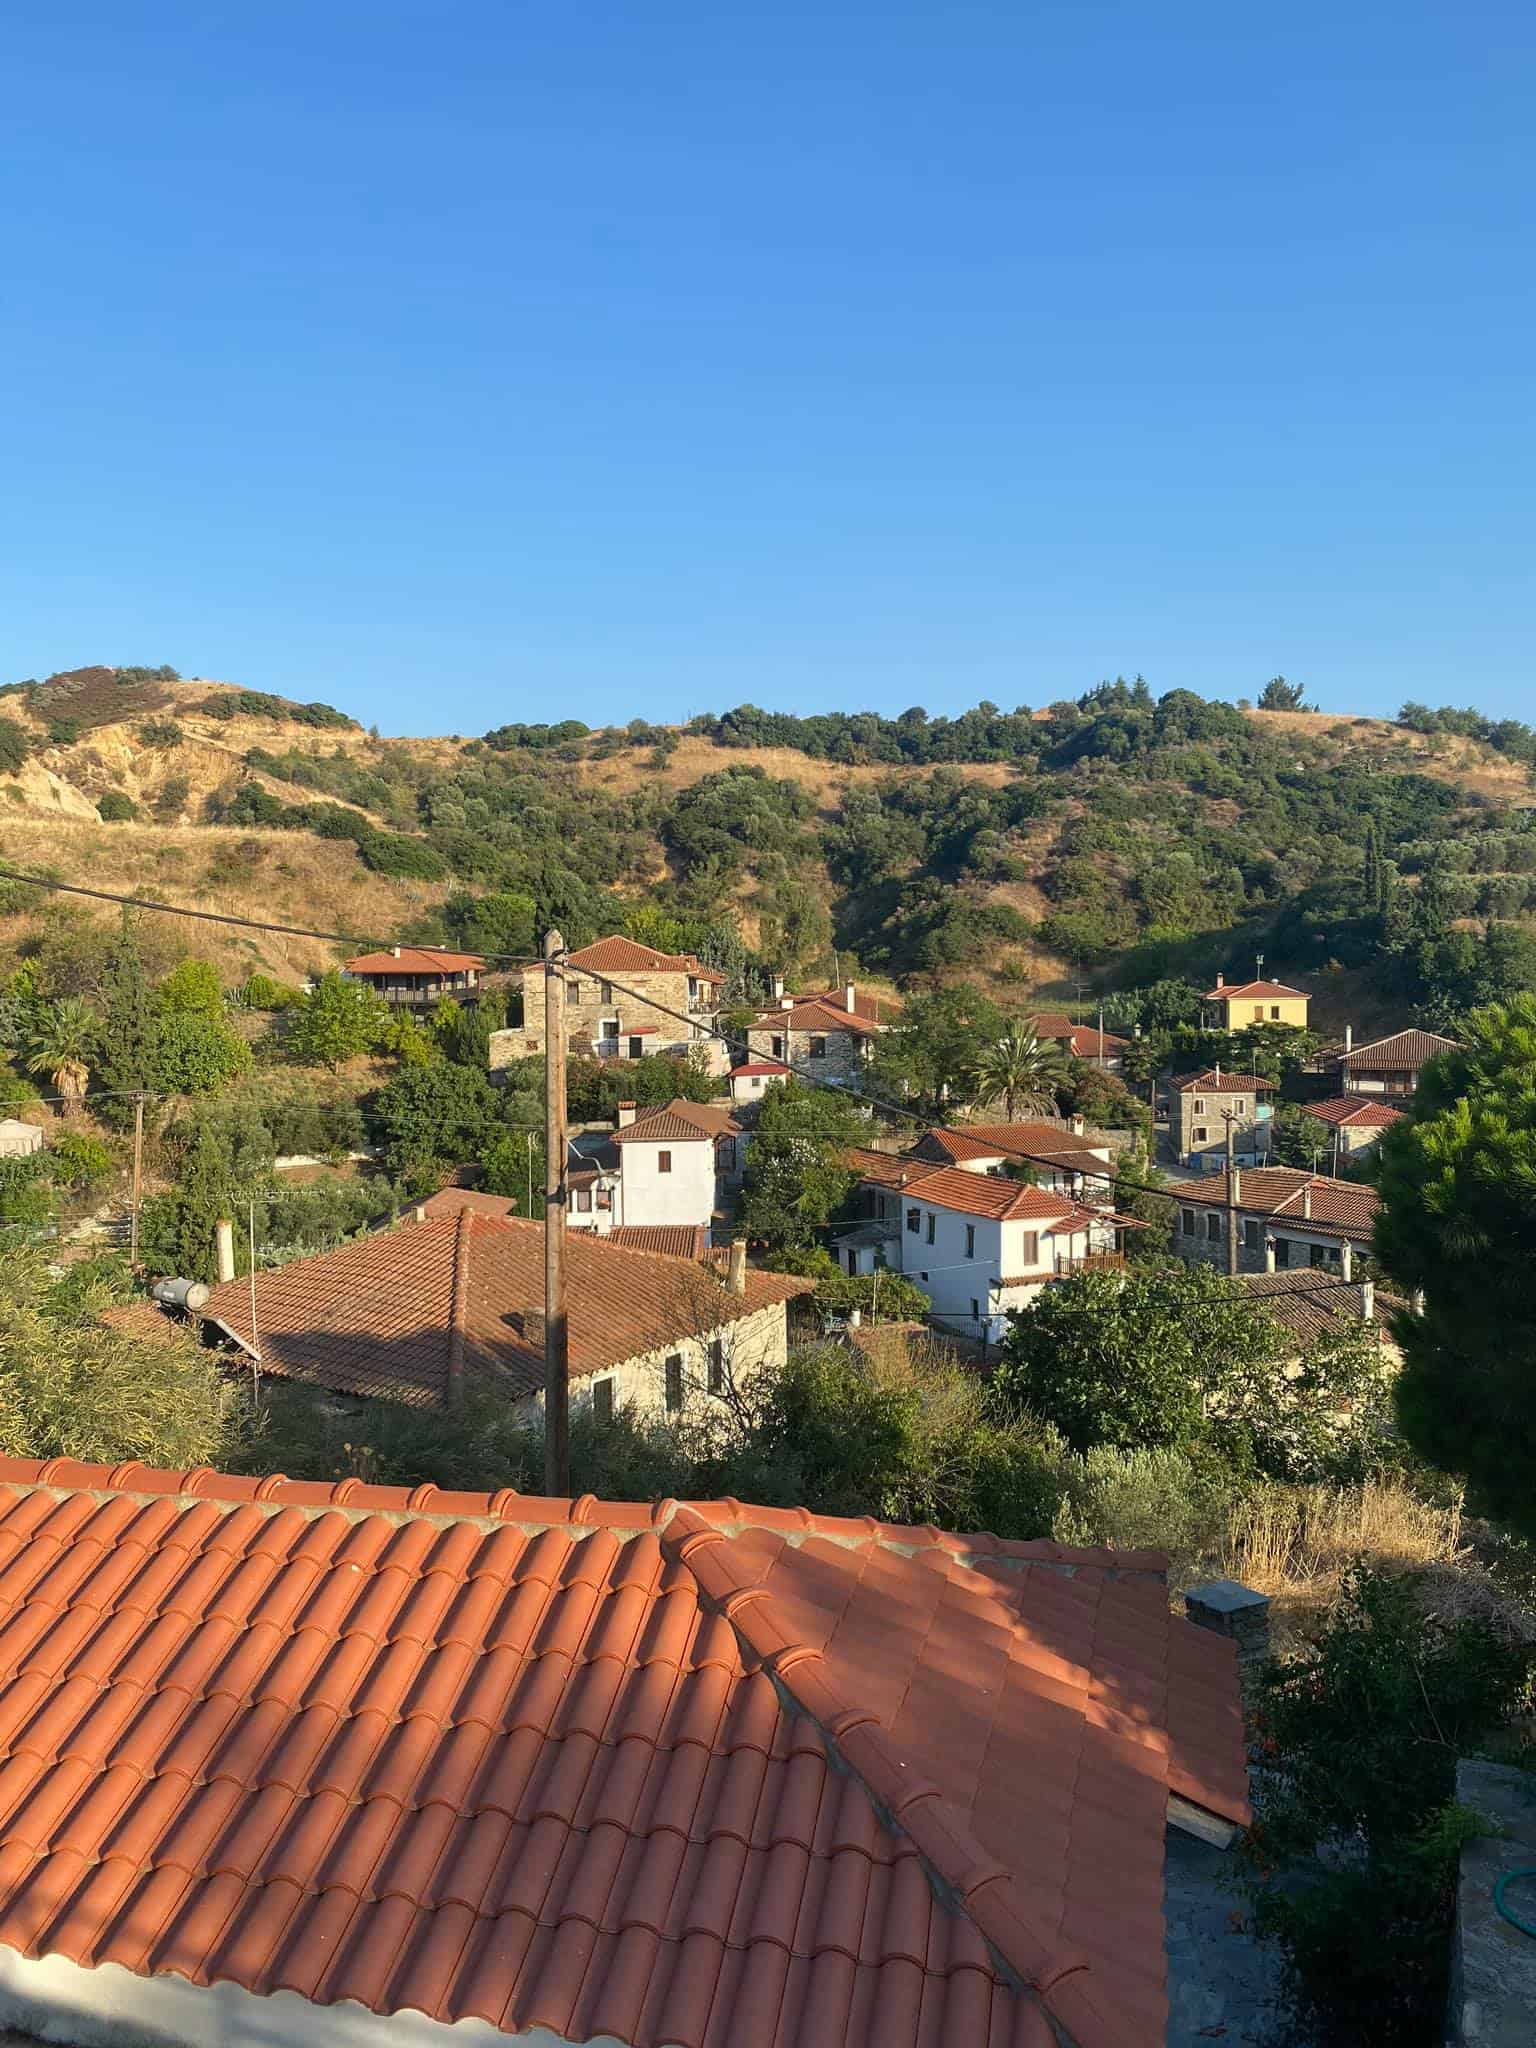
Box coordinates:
[0,717,28,774]
[442,889,537,958]
[972,1019,1069,1121]
[26,996,97,1111]
[368,1060,499,1179]
[763,1247,931,1324]
[478,1127,544,1210]
[868,985,1006,1114]
[0,1249,234,1464]
[0,1159,53,1230]
[158,958,224,1017]
[97,791,138,822]
[138,1120,256,1281]
[1258,676,1308,711]
[148,1009,252,1095]
[1375,996,1536,1529]
[91,928,157,1110]
[1269,1104,1335,1171]
[286,972,386,1070]
[992,1264,1283,1453]
[738,1081,866,1254]
[48,1130,114,1193]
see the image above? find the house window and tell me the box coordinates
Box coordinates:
[1309,1243,1340,1270]
[1020,1231,1038,1264]
[596,1185,612,1210]
[1194,1098,1206,1115]
[665,1354,684,1414]
[970,1299,980,1322]
[707,1338,725,1395]
[1205,1213,1222,1243]
[592,1377,614,1426]
[1180,1208,1196,1236]
[906,1207,920,1234]
[657,1151,672,1175]
[1235,1099,1246,1115]
[716,1138,736,1173]
[1193,1126,1209,1145]
[809,1035,827,1061]
[599,981,613,1003]
[600,1014,620,1040]
[965,1224,976,1258]
[771,1035,784,1059]
[1270,1005,1281,1020]
[1243,1218,1261,1252]
[926,1213,936,1245]
[1253,1006,1264,1022]
[1273,1237,1292,1268]
[628,1036,645,1060]
[575,1188,592,1213]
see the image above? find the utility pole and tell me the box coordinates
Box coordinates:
[1097,1002,1106,1071]
[128,1092,145,1267]
[543,930,570,1497]
[1225,1110,1240,1277]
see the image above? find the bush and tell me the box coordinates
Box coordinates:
[48,1130,114,1192]
[138,719,184,747]
[46,718,80,747]
[240,973,302,1012]
[97,791,138,822]
[0,717,28,774]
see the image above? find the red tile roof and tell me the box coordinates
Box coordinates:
[729,1060,793,1078]
[1170,1070,1276,1095]
[0,1460,1249,2048]
[1203,980,1308,1001]
[914,1124,1115,1173]
[345,948,485,975]
[841,1147,938,1189]
[862,1163,1077,1223]
[750,998,882,1037]
[790,986,896,1023]
[607,1224,709,1259]
[191,1215,805,1408]
[1238,1270,1404,1342]
[567,937,726,981]
[1029,1016,1129,1057]
[1162,1168,1378,1238]
[420,1187,520,1220]
[610,1100,741,1146]
[1302,1096,1406,1130]
[1339,1028,1458,1073]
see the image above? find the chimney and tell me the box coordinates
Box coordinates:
[391,945,401,959]
[1344,1023,1353,1053]
[771,975,784,1000]
[726,1240,747,1296]
[1214,1061,1221,1084]
[617,1101,637,1128]
[1411,1287,1426,1316]
[1229,1166,1242,1206]
[1215,973,1225,990]
[1360,1279,1375,1321]
[1069,1114,1085,1138]
[1185,1582,1271,1700]
[781,994,794,1011]
[1340,1238,1353,1283]
[412,1204,428,1224]
[1264,1233,1277,1273]
[214,1218,235,1286]
[847,1306,862,1328]
[1301,1184,1312,1220]
[844,981,856,1014]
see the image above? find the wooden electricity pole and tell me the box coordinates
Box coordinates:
[128,1092,145,1267]
[1225,1111,1240,1277]
[543,930,570,1496]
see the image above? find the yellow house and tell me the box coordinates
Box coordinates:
[1205,975,1310,1032]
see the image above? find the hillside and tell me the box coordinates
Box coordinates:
[3,668,1535,1023]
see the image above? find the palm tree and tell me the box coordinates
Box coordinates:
[26,996,97,1114]
[973,1020,1069,1122]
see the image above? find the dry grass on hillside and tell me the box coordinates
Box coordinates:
[0,818,446,983]
[577,736,1022,810]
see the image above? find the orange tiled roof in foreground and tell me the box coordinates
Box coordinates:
[0,1460,1249,2048]
[193,1214,807,1410]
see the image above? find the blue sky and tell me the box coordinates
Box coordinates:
[1,3,1532,734]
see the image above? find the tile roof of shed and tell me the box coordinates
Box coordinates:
[0,1460,1249,2048]
[191,1216,804,1409]
[1302,1096,1406,1130]
[1162,1168,1378,1237]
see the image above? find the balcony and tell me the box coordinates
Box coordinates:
[1052,1250,1127,1278]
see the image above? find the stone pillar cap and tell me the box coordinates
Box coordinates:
[1186,1579,1270,1615]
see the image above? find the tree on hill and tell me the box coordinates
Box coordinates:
[1259,676,1309,711]
[0,717,28,774]
[1374,997,1536,1530]
[285,971,385,1070]
[368,1060,500,1183]
[26,996,96,1112]
[972,1019,1069,1121]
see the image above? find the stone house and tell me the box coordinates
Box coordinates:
[1203,976,1310,1033]
[1337,1026,1458,1097]
[494,934,726,1070]
[743,982,883,1084]
[1164,1166,1378,1278]
[1029,1013,1129,1070]
[1168,1067,1276,1170]
[1302,1094,1406,1162]
[129,1206,807,1425]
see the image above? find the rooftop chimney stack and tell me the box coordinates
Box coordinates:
[844,981,856,1014]
[617,1102,637,1129]
[1069,1114,1086,1138]
[781,993,794,1011]
[726,1240,748,1296]
[1264,1233,1277,1273]
[771,975,784,1000]
[391,945,401,959]
[1216,973,1225,990]
[1340,1239,1353,1283]
[214,1218,235,1287]
[1344,1023,1353,1053]
[1230,1166,1242,1205]
[1301,1184,1313,1220]
[1360,1279,1375,1321]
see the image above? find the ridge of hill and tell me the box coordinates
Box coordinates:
[2,668,1535,1015]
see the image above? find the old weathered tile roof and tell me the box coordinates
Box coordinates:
[1302,1096,1406,1130]
[1339,1028,1458,1073]
[421,1187,520,1220]
[1238,1270,1404,1343]
[729,1060,793,1079]
[611,1101,741,1146]
[608,1224,709,1259]
[567,937,726,981]
[1163,1168,1378,1238]
[789,986,896,1024]
[0,1461,1249,2048]
[1203,980,1308,1001]
[1169,1070,1276,1095]
[914,1125,1115,1175]
[841,1146,939,1188]
[191,1216,806,1409]
[750,998,882,1038]
[863,1164,1078,1224]
[344,948,485,975]
[1029,1016,1129,1057]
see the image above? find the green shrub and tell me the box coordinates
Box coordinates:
[97,791,138,822]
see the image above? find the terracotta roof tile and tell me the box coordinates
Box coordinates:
[1162,1166,1378,1237]
[345,948,485,974]
[1339,1028,1458,1072]
[567,937,725,981]
[1238,1270,1406,1342]
[1029,1016,1129,1056]
[860,1164,1077,1224]
[1302,1096,1406,1130]
[1169,1069,1277,1094]
[186,1216,807,1409]
[1202,980,1309,1001]
[611,1100,741,1145]
[749,998,883,1037]
[608,1225,710,1260]
[0,1461,1247,2048]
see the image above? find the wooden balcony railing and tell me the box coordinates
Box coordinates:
[1052,1250,1127,1277]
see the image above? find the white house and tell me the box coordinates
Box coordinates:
[728,1057,793,1103]
[0,1120,43,1160]
[600,1098,745,1237]
[837,1159,1129,1343]
[905,1119,1117,1206]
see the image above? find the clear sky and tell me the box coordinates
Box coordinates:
[2,4,1532,734]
